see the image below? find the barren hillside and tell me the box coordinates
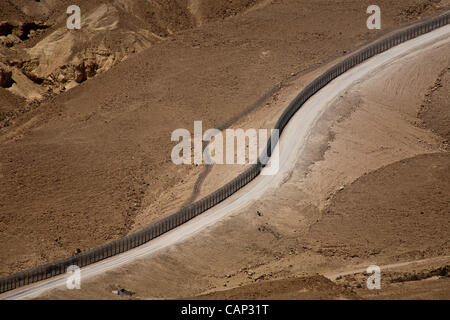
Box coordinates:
[37,14,450,299]
[0,0,449,290]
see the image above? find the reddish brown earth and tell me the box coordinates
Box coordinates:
[196,264,450,300]
[197,275,358,300]
[307,152,450,262]
[0,0,449,301]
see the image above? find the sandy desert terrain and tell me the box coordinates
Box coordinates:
[0,0,449,299]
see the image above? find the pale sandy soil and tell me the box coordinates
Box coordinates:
[3,0,449,276]
[35,26,449,300]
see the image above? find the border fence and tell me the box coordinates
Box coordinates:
[1,12,449,294]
